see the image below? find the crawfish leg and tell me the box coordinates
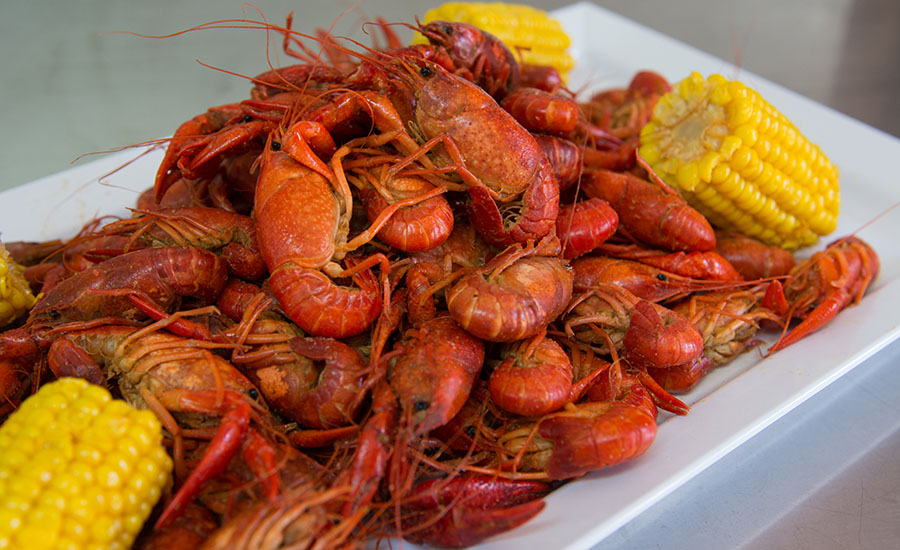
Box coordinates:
[767,287,852,354]
[155,402,251,529]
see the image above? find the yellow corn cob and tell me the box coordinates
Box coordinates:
[0,377,172,550]
[417,2,575,79]
[0,242,38,327]
[639,72,840,249]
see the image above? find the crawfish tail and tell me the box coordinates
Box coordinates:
[556,198,618,259]
[582,169,715,252]
[539,400,658,480]
[623,300,704,369]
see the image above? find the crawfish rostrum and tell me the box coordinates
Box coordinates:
[0,13,879,550]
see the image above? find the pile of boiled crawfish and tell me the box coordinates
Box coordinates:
[0,15,881,549]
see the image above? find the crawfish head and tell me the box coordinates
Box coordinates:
[416,20,520,100]
[397,59,476,128]
[388,316,486,435]
[418,21,483,63]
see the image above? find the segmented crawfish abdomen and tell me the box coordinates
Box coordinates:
[360,178,454,252]
[581,169,715,252]
[447,255,573,342]
[280,337,368,429]
[556,198,618,259]
[540,401,657,480]
[500,87,580,135]
[714,230,795,280]
[622,300,703,369]
[534,135,583,191]
[268,267,381,339]
[489,335,573,417]
[647,356,715,394]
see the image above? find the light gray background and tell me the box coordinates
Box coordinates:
[2,1,899,549]
[2,0,897,191]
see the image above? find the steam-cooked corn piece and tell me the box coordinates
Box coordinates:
[418,2,575,79]
[639,72,840,249]
[0,242,37,327]
[0,377,172,550]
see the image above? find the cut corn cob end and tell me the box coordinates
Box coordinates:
[639,72,840,249]
[0,377,172,550]
[416,2,575,80]
[0,242,38,327]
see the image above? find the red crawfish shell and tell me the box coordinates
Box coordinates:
[447,256,573,342]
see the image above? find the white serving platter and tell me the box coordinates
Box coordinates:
[1,2,899,549]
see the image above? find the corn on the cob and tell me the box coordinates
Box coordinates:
[639,72,840,249]
[417,2,575,79]
[0,242,38,327]
[0,377,172,550]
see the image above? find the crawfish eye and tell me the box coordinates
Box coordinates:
[419,65,434,78]
[464,426,476,437]
[242,114,253,123]
[414,400,430,412]
[271,141,282,151]
[248,388,259,399]
[656,273,667,281]
[442,25,452,35]
[48,309,61,319]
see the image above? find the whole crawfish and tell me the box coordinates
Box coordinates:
[767,236,879,353]
[0,246,228,362]
[649,289,781,393]
[253,122,389,339]
[99,207,267,280]
[488,331,574,417]
[415,20,521,101]
[45,325,281,529]
[376,56,561,248]
[564,282,704,370]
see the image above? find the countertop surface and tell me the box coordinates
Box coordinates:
[2,1,899,549]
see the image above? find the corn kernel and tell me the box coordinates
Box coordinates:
[640,143,661,164]
[734,124,758,146]
[710,163,731,184]
[710,83,731,105]
[698,151,720,181]
[676,161,700,191]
